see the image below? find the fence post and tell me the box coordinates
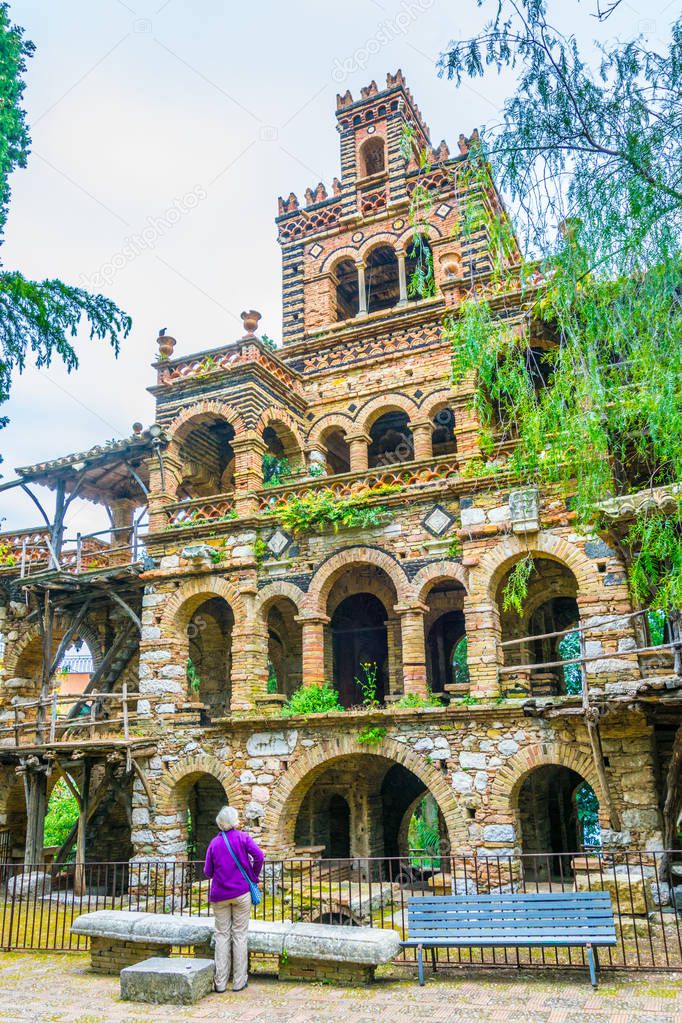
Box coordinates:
[122,683,129,740]
[49,691,58,743]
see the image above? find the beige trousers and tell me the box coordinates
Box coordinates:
[212,891,251,991]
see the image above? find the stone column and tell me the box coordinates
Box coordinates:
[306,444,327,477]
[410,418,433,462]
[232,432,267,518]
[297,615,330,684]
[397,249,408,306]
[396,604,428,697]
[464,596,502,699]
[356,262,368,317]
[347,433,370,473]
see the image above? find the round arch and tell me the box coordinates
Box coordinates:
[358,232,400,263]
[160,576,246,633]
[262,734,469,852]
[396,223,443,252]
[319,246,361,274]
[472,532,597,600]
[306,412,355,447]
[156,752,240,816]
[255,407,305,454]
[254,580,306,620]
[419,388,459,421]
[167,400,246,441]
[412,562,469,604]
[303,546,412,615]
[3,616,103,679]
[489,741,608,824]
[355,393,420,434]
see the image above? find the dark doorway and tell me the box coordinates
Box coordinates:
[331,594,388,707]
[519,765,600,880]
[427,610,466,693]
[381,764,427,860]
[328,794,351,859]
[186,775,226,861]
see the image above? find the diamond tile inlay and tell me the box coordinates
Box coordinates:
[309,243,323,258]
[422,504,455,537]
[435,203,452,218]
[267,529,292,557]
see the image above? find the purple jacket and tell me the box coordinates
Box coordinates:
[203,829,265,903]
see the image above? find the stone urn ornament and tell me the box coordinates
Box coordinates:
[241,309,262,337]
[439,250,462,279]
[156,328,176,360]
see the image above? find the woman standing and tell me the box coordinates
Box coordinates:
[204,806,265,993]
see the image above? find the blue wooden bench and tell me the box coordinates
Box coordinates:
[402,891,617,987]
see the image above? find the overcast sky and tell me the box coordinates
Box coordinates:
[0,0,676,534]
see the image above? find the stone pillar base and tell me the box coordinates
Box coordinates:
[89,936,171,974]
[278,956,375,985]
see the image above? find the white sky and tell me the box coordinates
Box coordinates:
[0,0,676,535]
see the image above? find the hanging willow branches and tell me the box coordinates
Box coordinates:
[409,1,682,612]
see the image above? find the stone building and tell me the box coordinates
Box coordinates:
[0,72,680,874]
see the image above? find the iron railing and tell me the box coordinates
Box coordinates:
[2,850,681,972]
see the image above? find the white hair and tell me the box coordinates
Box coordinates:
[216,805,239,831]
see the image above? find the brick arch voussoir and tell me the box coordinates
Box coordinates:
[160,575,246,633]
[412,561,469,604]
[473,532,595,601]
[167,400,246,442]
[303,545,411,615]
[490,742,605,815]
[254,581,306,621]
[396,223,443,251]
[255,406,305,452]
[419,388,458,421]
[156,752,240,815]
[3,615,103,679]
[319,246,362,275]
[307,413,355,447]
[355,392,420,434]
[359,232,401,263]
[262,734,468,851]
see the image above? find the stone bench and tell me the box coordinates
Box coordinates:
[72,910,400,984]
[121,957,214,1004]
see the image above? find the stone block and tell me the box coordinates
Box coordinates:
[483,824,515,844]
[461,507,485,526]
[120,957,214,1004]
[575,865,655,915]
[5,872,51,899]
[246,730,298,757]
[451,771,473,793]
[459,751,486,770]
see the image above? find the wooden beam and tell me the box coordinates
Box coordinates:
[131,757,156,810]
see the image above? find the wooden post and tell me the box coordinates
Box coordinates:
[73,760,90,898]
[49,691,58,743]
[122,684,129,740]
[89,691,98,739]
[24,766,47,866]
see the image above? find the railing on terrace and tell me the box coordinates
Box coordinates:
[256,455,460,513]
[2,850,682,972]
[165,492,236,526]
[0,688,138,747]
[155,339,302,393]
[498,607,682,697]
[0,524,147,579]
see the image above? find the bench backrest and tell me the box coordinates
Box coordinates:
[406,891,616,943]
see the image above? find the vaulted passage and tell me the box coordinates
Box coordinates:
[330,594,388,708]
[519,765,600,880]
[187,596,234,717]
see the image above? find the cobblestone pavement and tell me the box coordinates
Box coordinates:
[0,954,681,1023]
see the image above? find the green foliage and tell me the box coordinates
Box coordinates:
[451,635,470,686]
[266,661,278,694]
[0,541,16,566]
[262,453,295,488]
[558,630,583,696]
[281,682,343,717]
[0,5,131,436]
[394,691,442,709]
[272,486,398,535]
[308,460,326,478]
[446,537,462,559]
[253,537,270,563]
[186,658,201,694]
[209,547,222,565]
[260,333,277,351]
[354,661,379,708]
[43,779,78,850]
[357,726,387,746]
[575,781,601,847]
[501,555,534,616]
[406,2,682,611]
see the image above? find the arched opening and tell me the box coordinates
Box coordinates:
[431,405,457,457]
[322,427,351,475]
[365,245,400,314]
[266,597,302,697]
[518,765,601,880]
[423,579,467,697]
[496,558,580,696]
[292,754,447,878]
[262,421,303,486]
[334,258,359,321]
[187,596,234,717]
[1,774,28,863]
[330,594,388,708]
[405,237,434,300]
[359,136,386,177]
[406,793,442,865]
[367,410,414,468]
[175,415,235,499]
[175,773,227,862]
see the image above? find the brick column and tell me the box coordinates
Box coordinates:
[464,596,501,699]
[148,449,182,533]
[232,433,266,518]
[396,604,428,697]
[297,614,330,684]
[411,419,433,461]
[347,433,370,473]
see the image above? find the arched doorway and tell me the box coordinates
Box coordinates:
[424,579,468,696]
[184,774,227,862]
[187,596,233,717]
[518,765,600,880]
[266,597,302,697]
[330,594,388,707]
[365,245,400,313]
[367,410,413,467]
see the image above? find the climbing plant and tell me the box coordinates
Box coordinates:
[406,1,682,612]
[272,486,399,535]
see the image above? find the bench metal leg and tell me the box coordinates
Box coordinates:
[431,947,437,974]
[417,945,425,986]
[586,945,597,989]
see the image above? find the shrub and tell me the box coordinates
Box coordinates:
[395,691,443,709]
[357,726,387,746]
[281,682,343,717]
[272,486,400,535]
[44,779,79,849]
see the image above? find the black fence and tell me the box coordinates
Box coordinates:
[1,850,682,972]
